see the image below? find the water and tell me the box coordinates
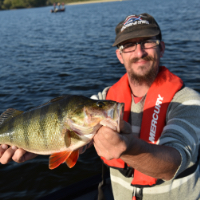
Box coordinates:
[0,0,200,199]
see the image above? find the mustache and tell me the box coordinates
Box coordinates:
[131,56,155,63]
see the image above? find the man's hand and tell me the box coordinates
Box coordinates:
[0,144,37,164]
[93,120,133,160]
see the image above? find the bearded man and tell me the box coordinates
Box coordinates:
[91,13,200,200]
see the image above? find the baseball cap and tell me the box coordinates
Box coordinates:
[113,13,162,46]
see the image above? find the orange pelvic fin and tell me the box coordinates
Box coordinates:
[65,149,79,168]
[49,151,72,169]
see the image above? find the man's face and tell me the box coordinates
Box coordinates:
[116,37,165,86]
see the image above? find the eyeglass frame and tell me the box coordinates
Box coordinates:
[118,39,160,53]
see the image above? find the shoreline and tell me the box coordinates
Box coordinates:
[67,0,124,5]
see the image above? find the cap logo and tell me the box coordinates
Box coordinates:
[121,15,149,32]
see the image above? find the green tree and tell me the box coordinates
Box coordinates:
[1,0,47,9]
[23,0,47,7]
[2,0,12,9]
[0,0,4,9]
[11,0,27,8]
[0,0,94,10]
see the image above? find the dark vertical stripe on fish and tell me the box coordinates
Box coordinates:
[22,111,32,148]
[39,105,49,150]
[57,102,63,123]
[58,95,71,118]
[8,118,15,143]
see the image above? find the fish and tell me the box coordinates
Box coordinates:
[0,95,124,169]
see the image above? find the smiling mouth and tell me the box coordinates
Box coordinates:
[135,60,148,63]
[132,56,155,64]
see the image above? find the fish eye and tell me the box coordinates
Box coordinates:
[96,102,105,108]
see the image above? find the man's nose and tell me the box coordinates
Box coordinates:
[134,44,147,57]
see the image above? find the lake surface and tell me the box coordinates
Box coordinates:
[0,0,200,199]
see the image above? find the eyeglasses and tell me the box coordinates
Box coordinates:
[119,40,160,53]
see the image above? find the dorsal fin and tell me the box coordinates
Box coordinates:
[0,108,24,126]
[29,95,70,111]
[47,96,67,104]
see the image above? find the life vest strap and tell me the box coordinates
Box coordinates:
[132,186,143,200]
[118,163,133,177]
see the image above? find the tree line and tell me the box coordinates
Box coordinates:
[0,0,88,10]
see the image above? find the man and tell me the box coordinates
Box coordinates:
[1,13,200,200]
[90,13,200,199]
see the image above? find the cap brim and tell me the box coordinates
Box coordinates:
[112,28,160,46]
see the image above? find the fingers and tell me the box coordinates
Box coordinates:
[0,145,18,164]
[0,144,38,164]
[100,119,118,131]
[99,119,132,135]
[23,152,37,161]
[12,148,37,163]
[0,144,9,157]
[93,142,104,157]
[93,127,110,157]
[93,126,126,160]
[93,138,110,159]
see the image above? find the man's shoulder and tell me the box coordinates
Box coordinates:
[172,87,200,103]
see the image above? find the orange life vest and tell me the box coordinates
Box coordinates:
[102,66,183,187]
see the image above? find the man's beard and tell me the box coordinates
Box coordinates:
[127,56,159,86]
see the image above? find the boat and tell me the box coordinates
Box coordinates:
[50,8,65,13]
[50,3,65,13]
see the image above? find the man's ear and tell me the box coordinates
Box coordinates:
[160,41,165,58]
[116,49,124,64]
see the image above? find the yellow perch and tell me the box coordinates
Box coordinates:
[0,95,124,169]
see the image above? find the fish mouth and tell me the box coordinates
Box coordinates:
[116,103,124,132]
[107,103,124,132]
[67,102,125,136]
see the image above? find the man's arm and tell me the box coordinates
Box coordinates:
[93,122,181,181]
